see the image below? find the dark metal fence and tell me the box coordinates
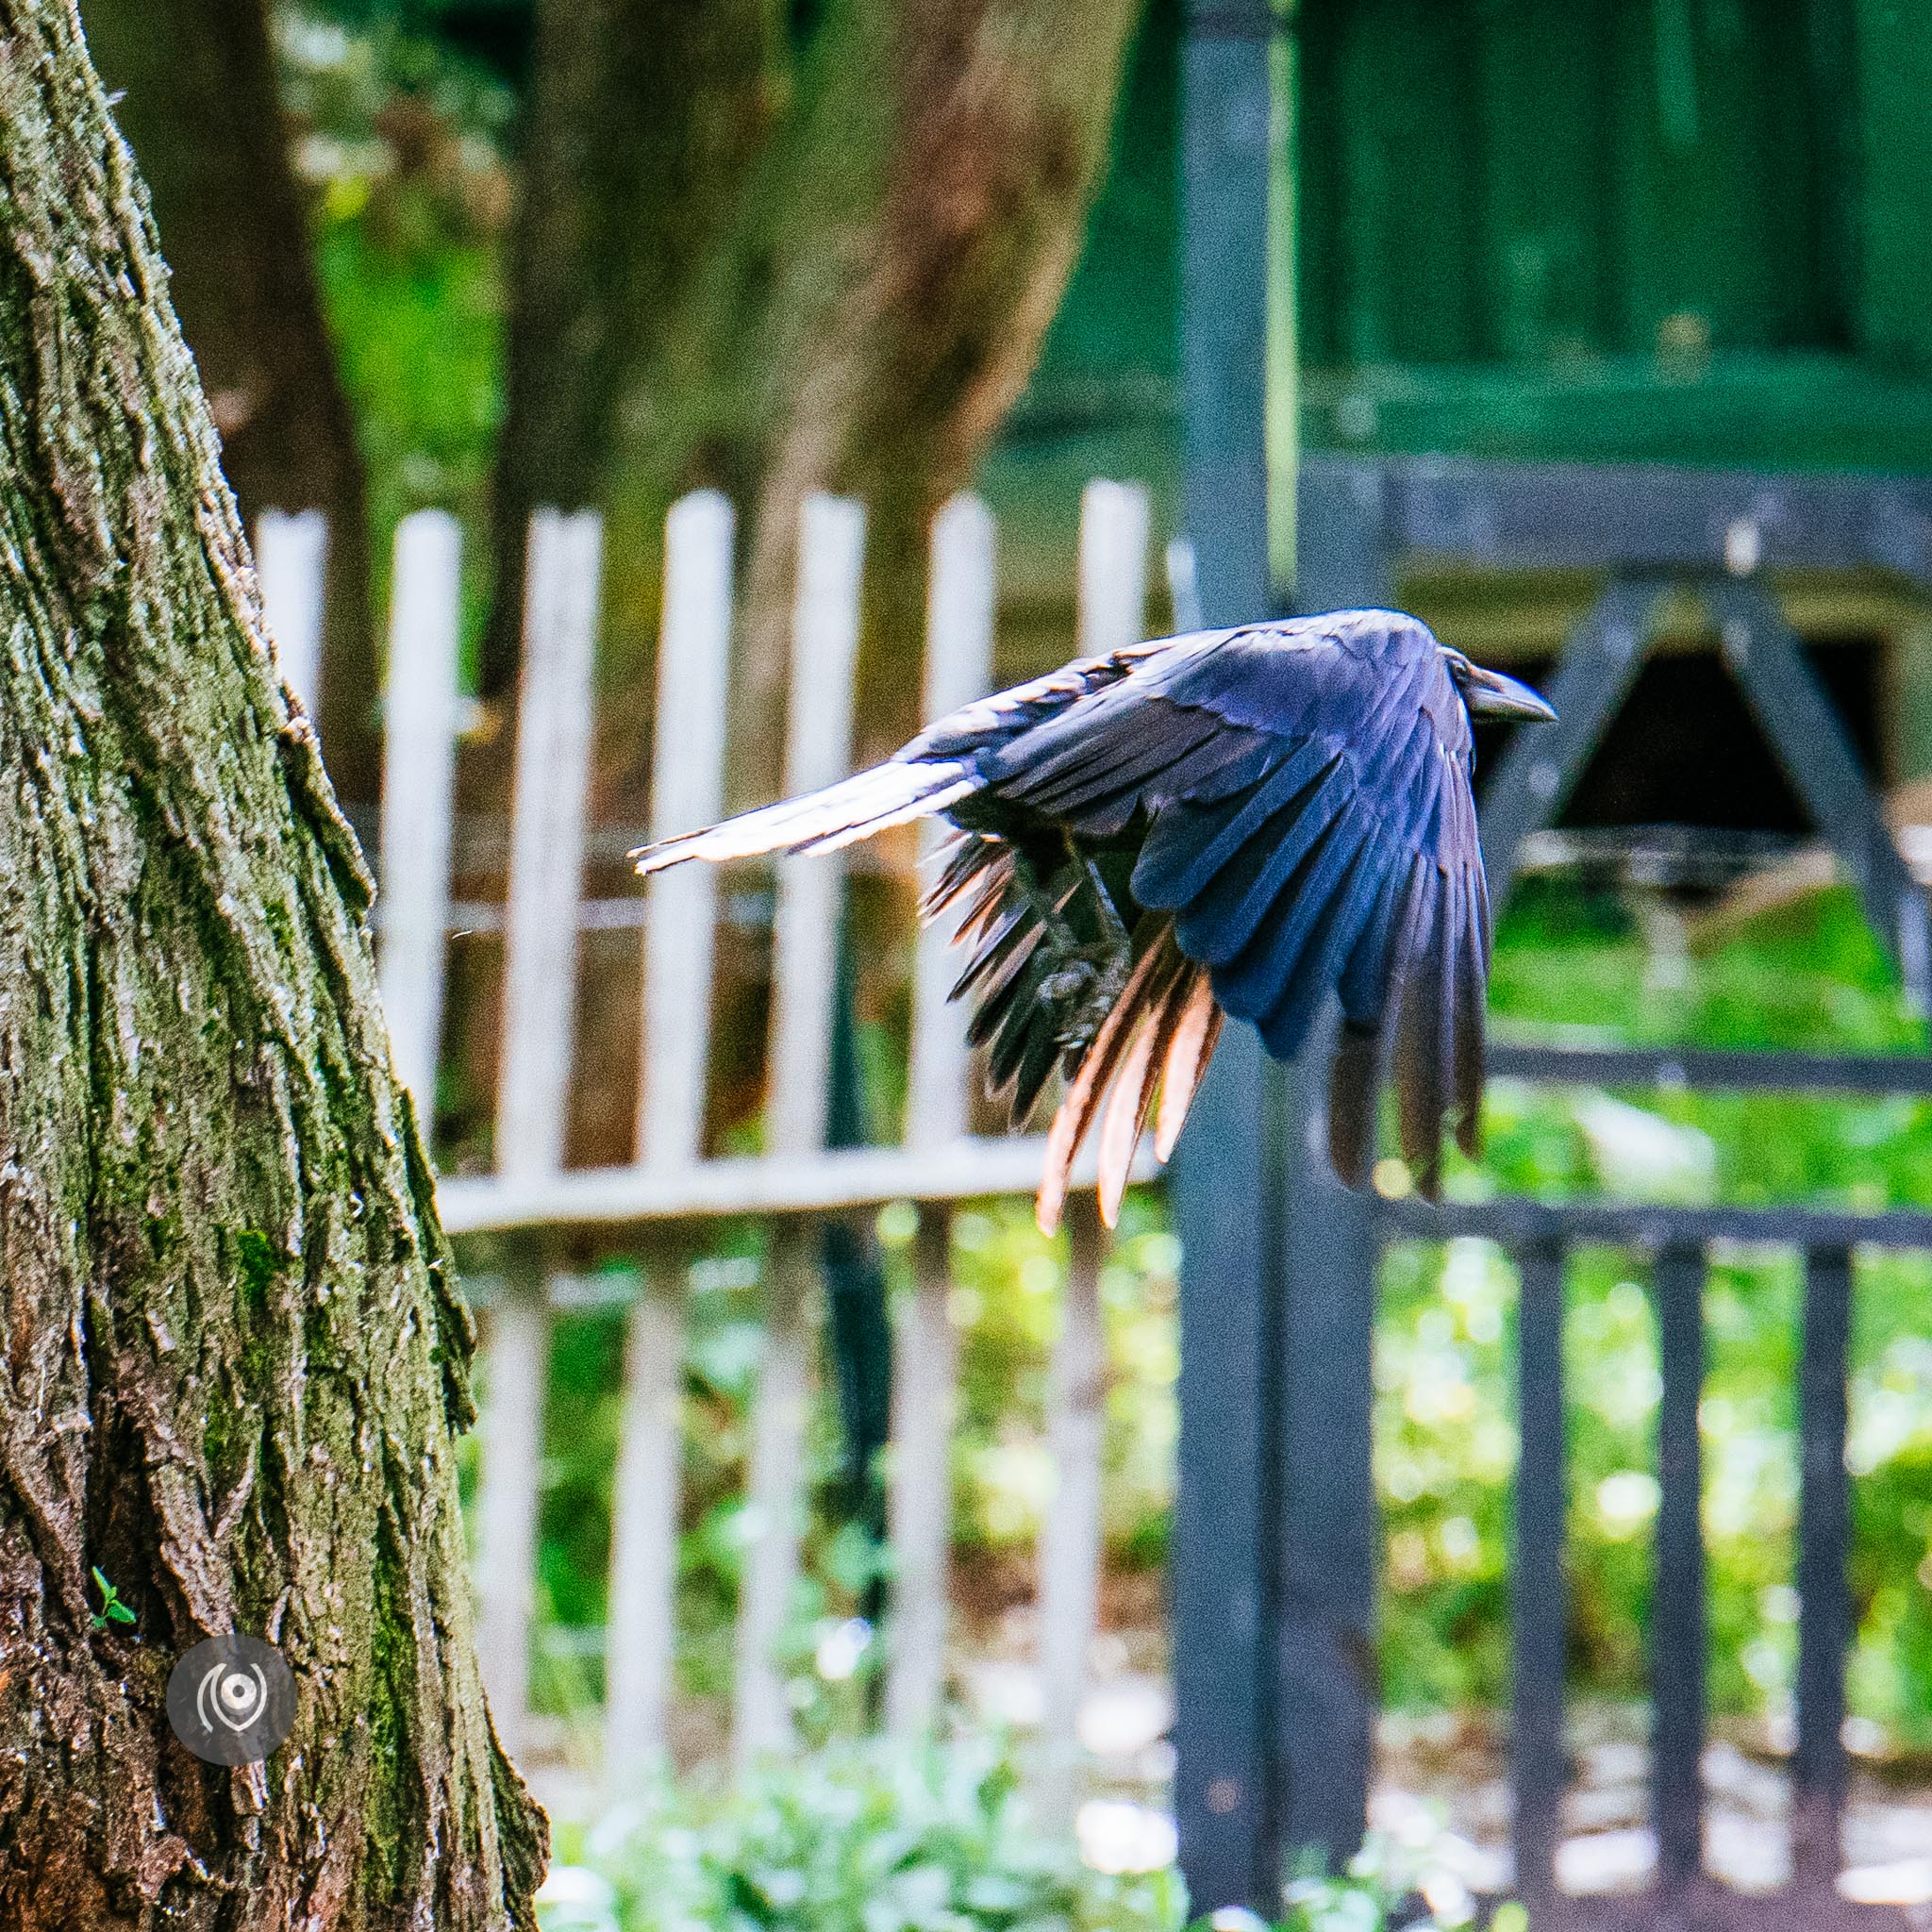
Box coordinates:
[1386,1113,1924,1921]
[1175,16,1932,1919]
[1172,457,1932,1926]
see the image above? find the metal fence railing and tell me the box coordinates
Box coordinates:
[1170,453,1932,1927]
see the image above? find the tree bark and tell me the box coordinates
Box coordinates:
[77,0,379,806]
[491,0,1143,800]
[0,7,544,1926]
[730,0,1148,776]
[485,0,782,700]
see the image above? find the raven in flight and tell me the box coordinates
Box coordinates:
[635,611,1555,1231]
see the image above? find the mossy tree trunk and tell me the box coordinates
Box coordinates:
[78,0,379,806]
[0,7,544,1926]
[490,0,1144,800]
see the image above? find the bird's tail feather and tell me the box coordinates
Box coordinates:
[632,759,976,874]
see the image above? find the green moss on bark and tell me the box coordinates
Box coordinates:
[0,5,544,1924]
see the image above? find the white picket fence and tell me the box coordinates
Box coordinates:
[255,480,1174,1805]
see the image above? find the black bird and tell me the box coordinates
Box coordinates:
[634,610,1556,1230]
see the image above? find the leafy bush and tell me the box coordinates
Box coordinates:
[534,1740,1509,1932]
[536,1740,1183,1932]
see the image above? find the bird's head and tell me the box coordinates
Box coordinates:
[1441,648,1557,723]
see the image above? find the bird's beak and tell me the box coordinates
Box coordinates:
[1462,662,1557,722]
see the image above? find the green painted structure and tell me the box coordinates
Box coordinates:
[987,0,1932,775]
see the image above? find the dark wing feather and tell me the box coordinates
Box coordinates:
[1328,853,1431,1188]
[1106,618,1491,1188]
[1254,809,1387,1058]
[1130,741,1332,911]
[1391,877,1449,1194]
[1035,934,1189,1233]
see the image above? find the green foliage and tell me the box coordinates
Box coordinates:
[279,8,511,673]
[521,1241,896,1732]
[1377,880,1932,1747]
[90,1567,137,1631]
[534,1740,1507,1932]
[1489,876,1922,1058]
[537,1740,1184,1932]
[314,206,504,537]
[521,1208,1180,1727]
[940,1198,1177,1572]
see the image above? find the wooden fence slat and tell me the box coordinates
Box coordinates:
[475,508,603,1756]
[256,508,329,716]
[496,508,603,1179]
[1793,1245,1853,1888]
[377,509,463,1111]
[474,1288,549,1759]
[905,492,996,1150]
[604,1266,687,1775]
[1036,1199,1108,1827]
[765,493,867,1158]
[1510,1240,1568,1905]
[734,491,867,1769]
[638,490,736,1170]
[1034,478,1149,1816]
[607,491,734,1775]
[733,1232,817,1770]
[887,492,996,1739]
[1077,478,1152,658]
[886,1209,961,1738]
[1651,1244,1707,1891]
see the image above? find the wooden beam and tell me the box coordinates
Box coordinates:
[437,1135,1158,1236]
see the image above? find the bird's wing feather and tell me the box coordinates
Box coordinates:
[952,615,1491,1209]
[1154,974,1221,1161]
[633,760,976,873]
[633,634,1222,875]
[1006,618,1490,1188]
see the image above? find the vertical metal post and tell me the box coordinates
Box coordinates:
[1180,0,1276,633]
[1272,1068,1377,1868]
[1172,1024,1284,1907]
[1793,1246,1853,1890]
[1274,467,1387,1871]
[1174,4,1289,1903]
[1510,1240,1568,1908]
[1177,14,1383,1897]
[1651,1243,1707,1893]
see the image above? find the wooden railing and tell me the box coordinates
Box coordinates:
[256,481,1168,1797]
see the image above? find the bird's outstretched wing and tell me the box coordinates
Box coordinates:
[633,645,1152,871]
[972,618,1489,1208]
[634,615,1490,1227]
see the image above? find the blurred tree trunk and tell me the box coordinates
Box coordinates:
[491,0,1143,799]
[486,0,782,707]
[0,7,543,1927]
[80,0,379,805]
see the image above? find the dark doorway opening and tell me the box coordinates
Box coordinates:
[1474,632,1885,834]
